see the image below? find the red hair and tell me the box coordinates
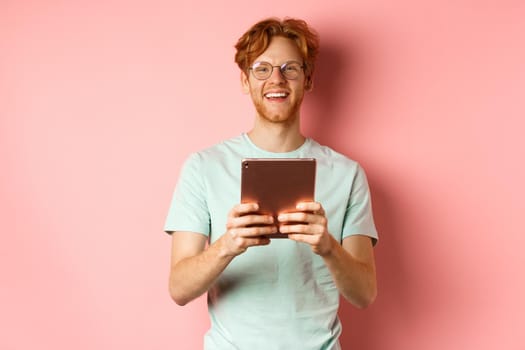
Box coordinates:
[234,18,320,89]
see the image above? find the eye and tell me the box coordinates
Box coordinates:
[252,62,271,73]
[283,63,301,72]
[254,66,270,74]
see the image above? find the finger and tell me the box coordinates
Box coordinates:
[287,233,317,245]
[242,237,272,247]
[229,203,259,217]
[227,214,274,229]
[277,212,326,225]
[296,201,325,214]
[227,235,271,252]
[279,223,325,235]
[229,225,278,238]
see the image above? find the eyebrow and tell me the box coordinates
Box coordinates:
[252,60,303,65]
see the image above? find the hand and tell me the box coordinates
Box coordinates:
[277,202,334,256]
[219,203,277,257]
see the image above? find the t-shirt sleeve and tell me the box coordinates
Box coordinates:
[164,153,210,236]
[341,164,378,244]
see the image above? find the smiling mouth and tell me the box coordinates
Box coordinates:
[264,92,289,99]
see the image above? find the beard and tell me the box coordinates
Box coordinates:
[252,95,304,125]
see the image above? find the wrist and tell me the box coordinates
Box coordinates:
[319,234,338,257]
[214,234,238,260]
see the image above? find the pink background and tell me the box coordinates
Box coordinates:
[2,1,524,349]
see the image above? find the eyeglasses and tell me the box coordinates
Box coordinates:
[249,61,305,80]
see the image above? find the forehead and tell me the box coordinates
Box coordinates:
[254,36,303,64]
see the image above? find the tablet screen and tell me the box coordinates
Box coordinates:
[241,158,316,238]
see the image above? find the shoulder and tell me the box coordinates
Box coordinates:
[308,139,362,174]
[186,134,245,163]
[181,134,246,175]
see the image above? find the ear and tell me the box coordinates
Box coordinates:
[240,71,250,94]
[305,76,314,92]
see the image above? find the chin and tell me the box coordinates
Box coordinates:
[262,113,296,124]
[257,107,300,124]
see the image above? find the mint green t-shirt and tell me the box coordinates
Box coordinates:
[165,134,378,350]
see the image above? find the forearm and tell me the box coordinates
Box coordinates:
[169,204,276,306]
[322,235,377,308]
[169,238,234,306]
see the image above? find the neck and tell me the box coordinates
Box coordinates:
[247,118,306,153]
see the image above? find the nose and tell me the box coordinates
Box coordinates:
[267,66,286,84]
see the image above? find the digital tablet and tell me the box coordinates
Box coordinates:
[240,158,316,238]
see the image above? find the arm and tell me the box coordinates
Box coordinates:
[322,234,377,308]
[169,203,277,306]
[278,202,377,308]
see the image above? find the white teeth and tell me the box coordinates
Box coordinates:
[265,92,288,98]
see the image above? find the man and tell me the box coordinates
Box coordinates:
[165,17,378,350]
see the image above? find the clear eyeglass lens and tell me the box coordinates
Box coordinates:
[252,63,272,79]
